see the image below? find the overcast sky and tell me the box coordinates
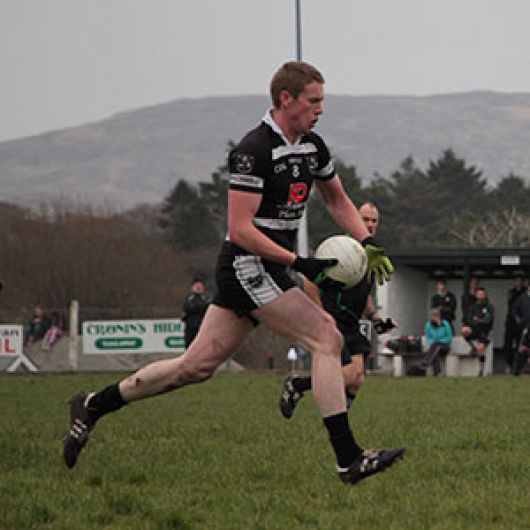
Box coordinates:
[2,0,530,142]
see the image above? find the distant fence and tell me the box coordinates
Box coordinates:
[0,301,186,372]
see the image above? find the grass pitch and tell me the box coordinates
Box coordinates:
[0,372,529,530]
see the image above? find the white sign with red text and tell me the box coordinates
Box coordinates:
[0,324,37,372]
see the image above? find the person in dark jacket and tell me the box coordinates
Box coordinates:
[461,287,494,377]
[431,279,457,331]
[503,274,526,371]
[461,276,479,326]
[511,285,530,375]
[182,277,210,348]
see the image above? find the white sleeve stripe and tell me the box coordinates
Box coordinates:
[229,174,264,189]
[253,217,300,230]
[315,160,335,178]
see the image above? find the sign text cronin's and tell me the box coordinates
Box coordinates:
[82,319,185,355]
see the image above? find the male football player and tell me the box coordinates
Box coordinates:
[280,202,397,417]
[63,62,403,485]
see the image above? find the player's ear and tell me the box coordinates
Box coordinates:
[279,89,294,107]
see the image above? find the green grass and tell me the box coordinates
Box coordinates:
[0,373,529,530]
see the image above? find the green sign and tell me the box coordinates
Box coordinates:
[164,336,185,348]
[95,338,143,350]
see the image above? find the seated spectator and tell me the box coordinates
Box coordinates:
[423,307,453,376]
[462,287,494,377]
[24,305,51,346]
[42,310,65,350]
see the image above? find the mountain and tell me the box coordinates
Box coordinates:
[1,92,530,208]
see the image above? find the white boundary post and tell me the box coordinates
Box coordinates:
[68,300,79,371]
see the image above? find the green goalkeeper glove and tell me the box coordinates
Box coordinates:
[361,237,394,285]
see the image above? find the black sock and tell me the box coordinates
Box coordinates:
[86,384,126,423]
[323,411,363,468]
[292,376,312,393]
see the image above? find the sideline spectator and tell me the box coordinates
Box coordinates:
[24,306,51,346]
[181,277,210,348]
[431,279,457,332]
[422,307,452,376]
[511,284,530,376]
[461,276,479,326]
[41,310,65,350]
[286,345,298,374]
[286,344,310,373]
[462,287,494,377]
[503,274,526,372]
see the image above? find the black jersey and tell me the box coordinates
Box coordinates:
[320,276,372,335]
[228,111,335,252]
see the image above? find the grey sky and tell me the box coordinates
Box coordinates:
[2,0,530,142]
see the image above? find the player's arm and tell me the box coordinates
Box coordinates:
[228,190,296,265]
[364,294,398,334]
[315,176,370,242]
[315,176,393,284]
[363,295,381,322]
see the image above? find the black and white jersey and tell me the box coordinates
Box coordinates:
[228,110,335,252]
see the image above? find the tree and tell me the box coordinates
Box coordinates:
[365,156,439,247]
[446,207,530,247]
[198,151,231,241]
[488,173,530,212]
[426,148,487,214]
[0,199,191,320]
[158,180,219,251]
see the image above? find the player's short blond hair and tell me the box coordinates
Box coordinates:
[270,61,324,109]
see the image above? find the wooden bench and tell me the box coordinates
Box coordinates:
[378,336,493,377]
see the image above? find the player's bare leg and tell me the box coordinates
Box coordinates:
[119,305,254,401]
[63,305,253,468]
[254,287,346,417]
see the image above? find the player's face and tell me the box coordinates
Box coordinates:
[192,281,204,294]
[284,81,324,136]
[359,205,379,235]
[476,289,487,302]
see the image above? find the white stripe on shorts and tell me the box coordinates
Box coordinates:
[233,254,283,307]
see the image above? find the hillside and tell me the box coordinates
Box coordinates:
[1,92,530,208]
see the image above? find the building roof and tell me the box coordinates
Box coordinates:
[390,247,530,279]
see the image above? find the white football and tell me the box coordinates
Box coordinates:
[314,235,368,288]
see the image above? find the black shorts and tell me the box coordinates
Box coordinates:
[341,331,371,365]
[212,242,296,322]
[468,330,491,345]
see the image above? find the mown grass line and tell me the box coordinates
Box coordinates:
[0,373,528,530]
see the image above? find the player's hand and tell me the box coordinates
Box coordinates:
[361,237,394,285]
[373,317,398,335]
[293,256,338,284]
